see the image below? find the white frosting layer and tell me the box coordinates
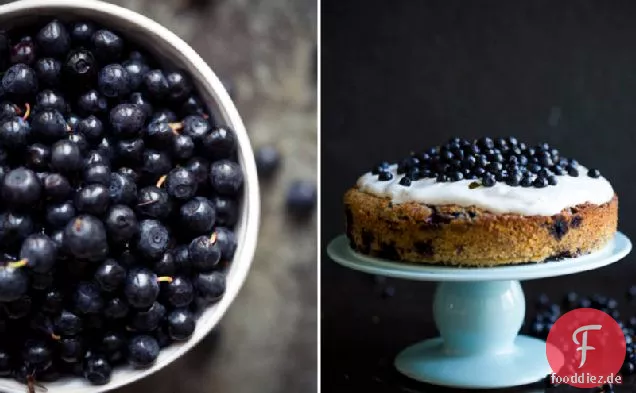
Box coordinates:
[357,165,614,216]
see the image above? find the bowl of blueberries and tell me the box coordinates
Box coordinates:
[0,0,260,391]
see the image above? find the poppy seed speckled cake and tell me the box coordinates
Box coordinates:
[344,137,618,266]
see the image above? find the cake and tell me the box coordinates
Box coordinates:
[344,137,618,266]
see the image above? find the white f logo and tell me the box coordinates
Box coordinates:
[572,324,602,368]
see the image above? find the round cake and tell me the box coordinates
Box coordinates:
[344,137,618,266]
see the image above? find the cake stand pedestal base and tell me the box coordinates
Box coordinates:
[327,233,631,389]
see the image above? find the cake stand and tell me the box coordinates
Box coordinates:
[327,233,632,389]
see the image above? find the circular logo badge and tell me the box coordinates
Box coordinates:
[546,308,626,388]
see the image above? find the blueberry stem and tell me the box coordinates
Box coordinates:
[73,218,82,231]
[168,122,182,135]
[156,276,173,283]
[22,102,30,121]
[209,232,217,244]
[8,258,28,268]
[156,175,167,188]
[51,333,60,340]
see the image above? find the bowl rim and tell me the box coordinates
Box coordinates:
[0,0,260,392]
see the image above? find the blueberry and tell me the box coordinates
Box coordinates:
[74,281,103,314]
[215,227,237,261]
[19,234,57,273]
[125,268,159,309]
[77,90,108,116]
[36,89,66,112]
[63,215,108,262]
[0,211,34,245]
[83,163,111,185]
[194,271,226,303]
[75,184,110,215]
[153,252,176,277]
[92,30,123,62]
[165,71,191,102]
[107,172,137,206]
[129,92,153,117]
[84,355,112,385]
[22,340,52,371]
[128,335,160,368]
[110,103,146,138]
[172,134,195,160]
[36,20,70,58]
[71,21,95,45]
[130,301,165,332]
[64,49,97,86]
[103,297,129,320]
[0,349,9,377]
[255,145,281,179]
[46,200,75,228]
[588,168,601,178]
[53,310,83,336]
[115,138,145,165]
[173,245,192,275]
[210,159,243,196]
[104,204,138,245]
[84,150,109,168]
[0,116,30,148]
[189,235,222,272]
[26,143,51,170]
[201,125,236,157]
[32,109,67,142]
[99,331,126,355]
[43,173,71,201]
[163,276,194,308]
[179,197,215,234]
[165,167,198,200]
[185,157,210,185]
[141,149,172,177]
[167,309,195,341]
[182,115,210,141]
[98,64,130,98]
[136,186,172,219]
[10,37,36,65]
[2,63,38,96]
[35,58,62,87]
[123,58,149,91]
[0,265,28,302]
[143,69,169,99]
[151,109,178,123]
[144,121,171,148]
[137,220,170,260]
[286,180,316,217]
[1,167,41,206]
[212,196,239,227]
[94,259,126,293]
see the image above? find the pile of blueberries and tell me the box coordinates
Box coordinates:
[371,137,602,188]
[0,19,249,386]
[529,290,636,391]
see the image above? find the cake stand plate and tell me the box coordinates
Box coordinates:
[327,233,632,389]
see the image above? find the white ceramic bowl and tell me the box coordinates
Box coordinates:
[0,0,260,392]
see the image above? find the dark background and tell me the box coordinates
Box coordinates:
[322,1,636,392]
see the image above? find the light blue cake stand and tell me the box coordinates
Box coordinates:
[327,232,632,389]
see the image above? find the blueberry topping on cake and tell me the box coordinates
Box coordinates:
[368,137,602,188]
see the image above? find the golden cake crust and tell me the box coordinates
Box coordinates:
[344,187,618,266]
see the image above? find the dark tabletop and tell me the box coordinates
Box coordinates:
[322,0,636,392]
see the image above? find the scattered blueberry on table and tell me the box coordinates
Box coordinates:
[529,290,636,382]
[286,179,317,219]
[0,19,243,388]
